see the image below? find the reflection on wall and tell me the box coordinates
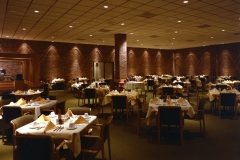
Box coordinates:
[219,50,236,76]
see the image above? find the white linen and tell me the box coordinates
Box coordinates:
[16,115,98,157]
[146,98,195,125]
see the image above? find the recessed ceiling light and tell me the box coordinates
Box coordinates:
[183,1,188,4]
[22,28,26,30]
[136,40,139,41]
[173,38,175,39]
[175,31,178,33]
[69,26,73,28]
[178,20,181,23]
[102,40,105,42]
[89,35,92,36]
[203,42,205,43]
[211,37,213,38]
[172,43,174,44]
[6,36,9,37]
[130,33,133,35]
[222,29,225,31]
[141,44,143,45]
[34,10,39,13]
[121,23,124,26]
[104,6,108,8]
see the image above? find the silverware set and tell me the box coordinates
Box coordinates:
[53,126,64,132]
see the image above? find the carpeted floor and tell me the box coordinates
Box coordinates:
[1,89,240,160]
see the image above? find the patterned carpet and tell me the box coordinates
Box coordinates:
[1,89,240,160]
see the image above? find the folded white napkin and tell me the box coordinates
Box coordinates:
[221,89,227,93]
[211,88,217,92]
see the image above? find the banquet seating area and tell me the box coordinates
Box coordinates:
[1,74,240,160]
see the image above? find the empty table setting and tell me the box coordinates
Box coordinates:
[146,97,195,125]
[4,96,57,120]
[15,111,99,157]
[123,81,145,90]
[101,89,139,106]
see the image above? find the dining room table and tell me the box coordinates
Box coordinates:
[156,84,184,95]
[101,90,139,106]
[146,97,195,125]
[4,99,57,120]
[123,81,145,90]
[10,89,42,101]
[15,114,99,157]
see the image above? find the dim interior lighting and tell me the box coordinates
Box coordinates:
[178,20,181,23]
[175,31,178,33]
[136,40,139,41]
[104,6,108,8]
[121,22,124,26]
[6,36,9,37]
[69,26,73,28]
[130,33,133,34]
[222,29,225,31]
[183,1,188,4]
[34,10,39,13]
[89,35,92,36]
[211,37,213,38]
[22,28,26,30]
[173,38,175,39]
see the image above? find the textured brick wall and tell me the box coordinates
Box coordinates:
[0,61,22,77]
[0,38,240,83]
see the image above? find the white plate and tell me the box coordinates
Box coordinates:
[29,125,39,129]
[67,126,77,130]
[48,115,57,118]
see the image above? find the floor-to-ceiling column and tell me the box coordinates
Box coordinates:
[115,34,127,81]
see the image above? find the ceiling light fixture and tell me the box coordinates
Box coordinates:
[90,35,92,36]
[211,37,213,38]
[121,22,124,26]
[34,10,39,13]
[178,20,181,23]
[137,40,139,41]
[69,26,73,28]
[6,36,9,37]
[222,29,225,31]
[173,38,175,39]
[130,33,133,35]
[175,31,178,33]
[104,6,108,8]
[183,1,188,4]
[22,28,26,30]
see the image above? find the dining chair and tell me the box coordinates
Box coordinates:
[83,88,97,108]
[2,106,23,142]
[81,83,90,89]
[218,93,237,118]
[136,98,148,135]
[11,114,34,160]
[68,107,91,115]
[56,99,66,114]
[13,134,70,160]
[40,103,57,116]
[80,115,113,160]
[99,82,107,86]
[184,98,206,135]
[111,95,129,122]
[216,84,227,91]
[157,106,183,145]
[162,87,174,96]
[147,79,154,92]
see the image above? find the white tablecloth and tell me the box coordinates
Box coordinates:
[16,115,98,157]
[5,100,57,120]
[123,81,145,90]
[146,98,195,125]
